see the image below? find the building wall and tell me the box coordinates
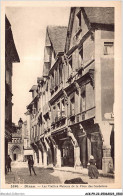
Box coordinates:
[8,128,23,161]
[95,30,114,123]
[28,8,114,171]
[5,16,20,162]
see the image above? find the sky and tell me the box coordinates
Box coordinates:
[6,7,70,125]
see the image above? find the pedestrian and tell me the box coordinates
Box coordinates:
[87,155,99,179]
[7,155,12,172]
[28,156,37,176]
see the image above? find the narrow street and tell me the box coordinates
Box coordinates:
[5,162,114,184]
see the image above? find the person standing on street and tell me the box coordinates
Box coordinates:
[28,156,37,176]
[87,155,99,179]
[7,155,12,172]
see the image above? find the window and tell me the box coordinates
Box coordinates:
[79,46,83,69]
[50,72,55,93]
[104,42,114,55]
[32,127,34,139]
[52,105,56,123]
[80,86,86,112]
[35,125,37,138]
[61,99,65,116]
[70,94,75,116]
[68,55,72,76]
[54,68,58,89]
[77,10,82,28]
[57,102,61,118]
[59,63,63,84]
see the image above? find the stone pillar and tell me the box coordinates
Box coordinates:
[33,152,36,163]
[74,146,81,169]
[87,137,91,161]
[99,121,114,174]
[47,148,53,165]
[39,150,42,166]
[102,147,113,174]
[36,151,39,165]
[55,147,61,168]
[43,151,47,167]
[67,128,81,169]
[80,136,87,168]
[44,137,53,167]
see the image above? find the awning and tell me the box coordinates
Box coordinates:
[24,149,33,156]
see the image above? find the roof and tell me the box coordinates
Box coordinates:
[29,85,38,92]
[47,26,67,54]
[83,7,114,25]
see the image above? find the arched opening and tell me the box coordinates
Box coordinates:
[11,145,21,161]
[61,139,74,167]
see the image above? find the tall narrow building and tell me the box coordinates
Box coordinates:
[5,16,20,160]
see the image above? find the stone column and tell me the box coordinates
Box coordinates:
[67,128,81,168]
[40,139,48,167]
[44,137,53,166]
[55,147,61,168]
[74,146,81,169]
[102,147,113,174]
[80,136,87,168]
[87,137,91,161]
[43,151,47,167]
[99,121,113,174]
[38,150,42,166]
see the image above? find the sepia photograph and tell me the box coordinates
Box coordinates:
[1,1,122,190]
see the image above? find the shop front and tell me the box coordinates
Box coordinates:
[70,119,103,169]
[51,129,74,167]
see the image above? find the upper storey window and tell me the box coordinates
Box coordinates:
[74,10,82,43]
[68,55,72,76]
[77,10,82,28]
[104,42,114,55]
[59,63,63,84]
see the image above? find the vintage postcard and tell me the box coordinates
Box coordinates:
[1,0,122,192]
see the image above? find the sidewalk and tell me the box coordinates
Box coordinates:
[11,161,114,178]
[5,165,114,185]
[50,166,114,178]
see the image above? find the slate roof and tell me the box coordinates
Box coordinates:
[83,7,114,25]
[47,26,67,54]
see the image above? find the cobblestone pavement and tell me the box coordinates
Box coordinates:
[5,162,114,184]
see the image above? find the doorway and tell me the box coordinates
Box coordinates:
[13,154,16,161]
[61,139,74,167]
[12,146,21,161]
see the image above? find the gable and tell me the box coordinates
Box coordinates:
[69,8,89,49]
[65,7,114,53]
[65,7,89,52]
